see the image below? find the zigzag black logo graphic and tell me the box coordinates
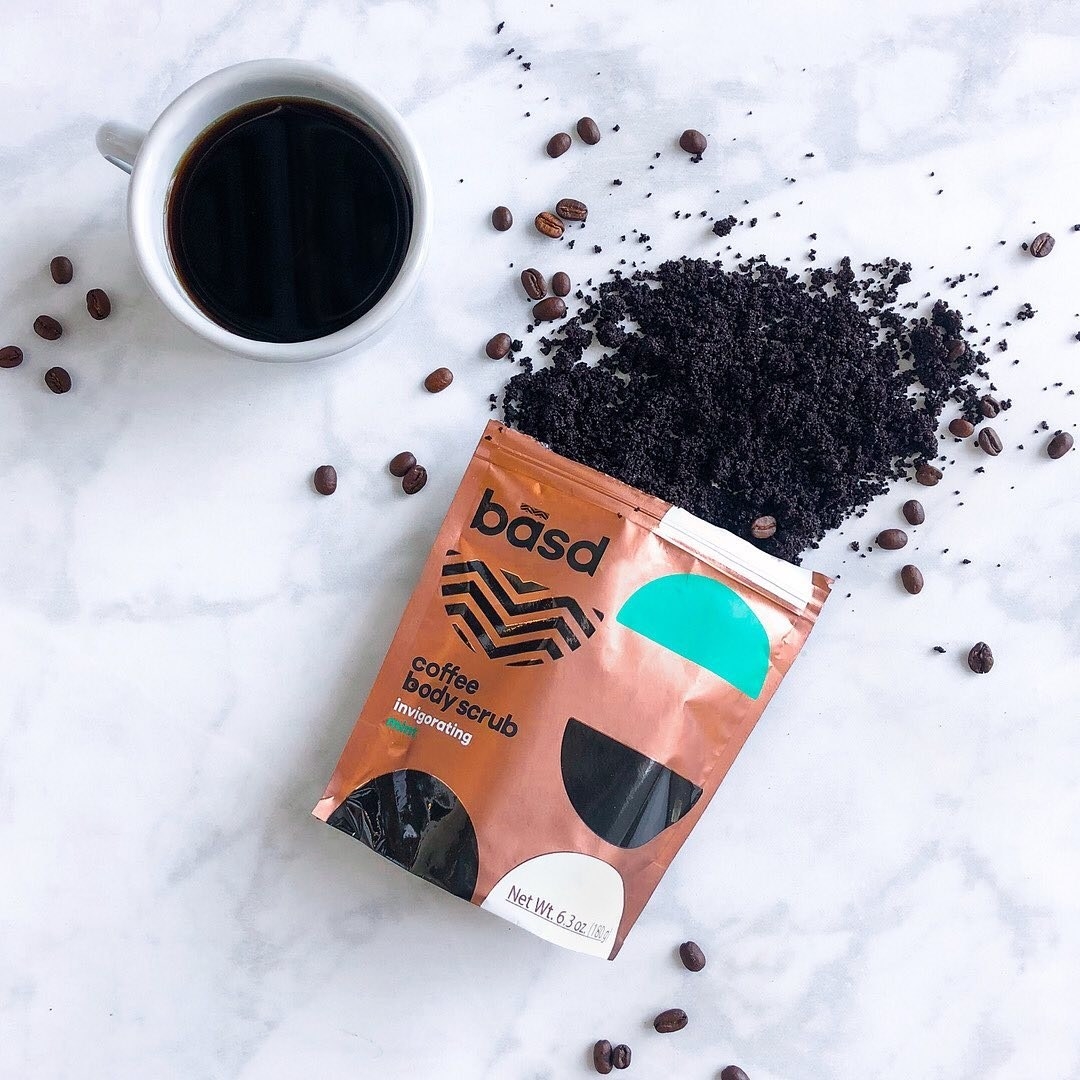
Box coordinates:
[519,503,550,520]
[441,553,604,666]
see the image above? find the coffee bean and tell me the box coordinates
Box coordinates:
[977,426,1003,456]
[576,116,601,145]
[486,333,512,359]
[43,366,71,394]
[34,315,62,340]
[546,132,572,158]
[86,288,111,320]
[555,197,588,222]
[611,1045,631,1070]
[915,463,943,486]
[876,528,908,550]
[679,129,707,154]
[979,395,1000,418]
[967,641,994,674]
[402,464,428,494]
[679,941,706,971]
[532,296,567,322]
[654,1008,688,1033]
[592,1039,613,1074]
[750,515,776,539]
[1047,432,1074,459]
[534,211,565,239]
[0,345,23,369]
[946,338,966,361]
[901,564,924,594]
[388,451,416,477]
[1029,231,1055,257]
[424,367,454,393]
[902,499,926,526]
[721,1068,751,1080]
[50,256,73,284]
[313,464,337,495]
[491,206,513,231]
[948,418,975,438]
[520,268,547,300]
[551,272,571,297]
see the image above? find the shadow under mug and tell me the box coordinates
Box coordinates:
[96,59,432,362]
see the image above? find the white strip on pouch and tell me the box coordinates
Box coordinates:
[656,506,817,614]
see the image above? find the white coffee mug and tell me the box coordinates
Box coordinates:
[96,59,432,362]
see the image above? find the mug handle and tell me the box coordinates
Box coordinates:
[96,122,145,175]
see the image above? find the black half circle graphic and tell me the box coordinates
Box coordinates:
[327,769,479,901]
[560,718,703,849]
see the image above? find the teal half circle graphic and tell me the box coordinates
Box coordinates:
[616,573,770,699]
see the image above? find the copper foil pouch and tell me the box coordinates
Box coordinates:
[314,422,831,959]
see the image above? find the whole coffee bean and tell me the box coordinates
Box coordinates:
[534,211,564,239]
[654,1008,688,1034]
[946,338,966,361]
[0,345,24,368]
[546,132,572,158]
[551,272,571,297]
[750,515,776,539]
[979,395,1000,418]
[679,941,706,971]
[967,641,994,674]
[679,128,707,155]
[977,426,1003,456]
[902,499,926,526]
[576,116,601,145]
[915,463,943,486]
[50,256,74,284]
[1029,231,1055,257]
[313,464,337,495]
[388,451,416,477]
[876,528,908,550]
[592,1039,613,1074]
[86,288,111,320]
[1047,432,1073,459]
[611,1045,631,1070]
[34,315,62,340]
[520,268,547,300]
[721,1068,751,1080]
[402,464,428,494]
[486,333,512,359]
[424,367,454,393]
[43,366,71,394]
[901,564,924,595]
[555,197,588,222]
[532,296,567,322]
[491,206,513,231]
[948,418,975,438]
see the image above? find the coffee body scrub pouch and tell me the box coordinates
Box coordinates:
[314,422,831,958]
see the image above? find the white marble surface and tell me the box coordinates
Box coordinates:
[3,2,1080,1077]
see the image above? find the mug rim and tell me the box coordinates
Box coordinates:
[128,59,432,362]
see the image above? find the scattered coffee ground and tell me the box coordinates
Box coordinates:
[50,256,74,284]
[679,941,707,971]
[86,288,111,320]
[312,465,337,495]
[0,345,24,368]
[592,1040,613,1074]
[424,367,454,393]
[502,256,991,561]
[712,215,737,237]
[654,1008,689,1033]
[34,315,63,340]
[933,645,947,654]
[43,366,71,394]
[967,641,994,674]
[388,451,416,477]
[611,1045,631,1070]
[401,464,428,494]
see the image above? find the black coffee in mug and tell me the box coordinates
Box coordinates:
[166,98,412,343]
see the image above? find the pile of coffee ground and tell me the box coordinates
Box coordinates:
[501,254,999,562]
